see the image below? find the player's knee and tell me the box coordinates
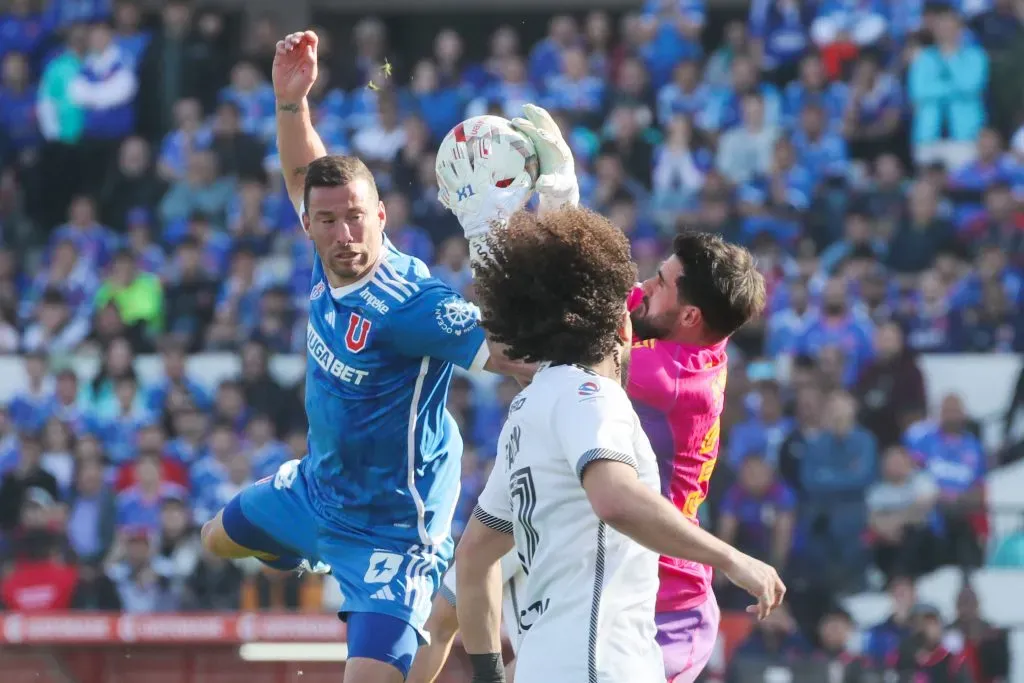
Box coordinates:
[424,595,459,643]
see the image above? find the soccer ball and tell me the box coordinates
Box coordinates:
[435,115,539,209]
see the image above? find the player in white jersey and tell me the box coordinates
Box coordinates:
[451,207,786,683]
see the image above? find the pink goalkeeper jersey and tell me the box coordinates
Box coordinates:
[626,286,728,612]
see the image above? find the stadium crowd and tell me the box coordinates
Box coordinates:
[0,0,1022,680]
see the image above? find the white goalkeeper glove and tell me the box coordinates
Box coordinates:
[510,104,580,215]
[437,151,533,265]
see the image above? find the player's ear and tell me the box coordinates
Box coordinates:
[679,303,702,330]
[301,210,311,238]
[378,199,386,228]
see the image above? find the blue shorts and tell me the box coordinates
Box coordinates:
[222,460,450,644]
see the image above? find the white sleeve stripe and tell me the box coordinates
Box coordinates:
[468,341,491,373]
[473,505,514,534]
[439,582,457,607]
[575,448,638,481]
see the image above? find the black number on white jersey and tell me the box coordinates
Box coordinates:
[509,467,539,573]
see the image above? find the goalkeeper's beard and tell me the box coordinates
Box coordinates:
[615,344,631,390]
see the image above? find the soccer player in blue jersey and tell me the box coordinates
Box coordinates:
[199,31,531,683]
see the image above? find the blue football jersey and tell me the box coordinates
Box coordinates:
[301,236,488,547]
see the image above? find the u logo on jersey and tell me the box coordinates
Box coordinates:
[345,313,372,353]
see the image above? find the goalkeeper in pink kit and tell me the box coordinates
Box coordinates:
[409,105,772,683]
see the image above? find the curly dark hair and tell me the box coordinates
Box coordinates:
[474,206,637,366]
[673,231,766,339]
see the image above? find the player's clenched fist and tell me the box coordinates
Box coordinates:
[273,31,318,102]
[721,553,786,621]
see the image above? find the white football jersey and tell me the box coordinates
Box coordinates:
[474,363,664,683]
[440,550,528,652]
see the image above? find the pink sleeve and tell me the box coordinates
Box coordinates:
[627,343,677,412]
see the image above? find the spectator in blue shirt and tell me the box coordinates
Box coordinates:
[810,0,889,49]
[765,278,814,358]
[887,180,957,276]
[45,0,111,33]
[115,451,189,533]
[383,191,434,265]
[701,54,782,133]
[908,4,989,169]
[718,455,798,576]
[639,0,705,88]
[820,209,886,275]
[112,1,149,72]
[157,98,211,183]
[542,46,606,126]
[49,195,120,271]
[656,58,708,127]
[783,53,848,131]
[69,22,138,143]
[738,138,813,246]
[218,60,274,138]
[748,0,814,86]
[0,0,46,66]
[791,103,849,184]
[528,14,578,89]
[727,381,796,468]
[796,277,876,387]
[904,393,987,567]
[9,351,53,433]
[841,51,904,163]
[468,56,540,121]
[862,576,917,664]
[407,59,463,144]
[0,52,41,168]
[948,127,1012,195]
[898,270,953,353]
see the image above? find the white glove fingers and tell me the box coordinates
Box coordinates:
[523,104,560,136]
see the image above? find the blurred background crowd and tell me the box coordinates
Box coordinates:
[1,0,1023,680]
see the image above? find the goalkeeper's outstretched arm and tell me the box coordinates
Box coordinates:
[272,31,329,213]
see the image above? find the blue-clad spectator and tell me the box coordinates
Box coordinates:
[9,351,54,434]
[52,368,88,437]
[0,53,41,166]
[408,59,463,143]
[49,195,120,271]
[792,103,849,183]
[727,381,796,468]
[701,55,782,133]
[783,53,848,131]
[115,452,189,532]
[749,0,814,84]
[21,237,99,324]
[704,20,746,88]
[45,0,111,33]
[542,46,605,124]
[738,138,813,246]
[718,455,798,568]
[146,343,211,416]
[66,456,117,564]
[157,98,212,183]
[655,58,709,127]
[948,279,1024,351]
[0,0,46,65]
[908,4,989,169]
[244,414,289,481]
[639,0,705,88]
[218,61,274,138]
[948,127,1014,195]
[193,451,252,525]
[159,151,236,237]
[898,270,953,353]
[383,191,434,265]
[468,56,540,121]
[796,277,875,387]
[166,408,209,468]
[189,422,238,501]
[861,576,917,664]
[841,51,904,162]
[89,375,156,465]
[69,22,138,142]
[887,181,957,276]
[112,1,149,72]
[820,209,887,275]
[801,390,878,519]
[810,0,889,49]
[904,394,986,501]
[948,246,1023,311]
[765,278,814,358]
[460,25,516,92]
[528,14,578,89]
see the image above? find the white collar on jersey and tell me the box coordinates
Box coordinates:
[328,234,391,300]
